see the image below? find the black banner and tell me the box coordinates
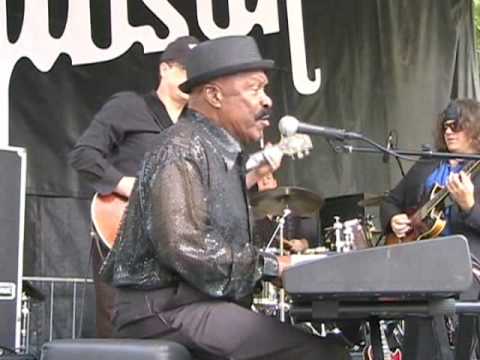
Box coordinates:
[3,0,478,344]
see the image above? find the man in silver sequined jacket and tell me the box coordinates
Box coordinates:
[101,36,349,360]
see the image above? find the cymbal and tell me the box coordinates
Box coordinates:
[357,193,387,207]
[250,186,323,219]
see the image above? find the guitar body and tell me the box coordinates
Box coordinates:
[385,213,446,245]
[91,193,128,249]
[88,134,313,250]
[362,319,403,360]
[385,185,447,245]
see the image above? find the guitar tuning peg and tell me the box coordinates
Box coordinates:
[305,150,310,156]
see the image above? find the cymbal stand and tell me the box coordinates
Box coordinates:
[333,216,346,253]
[264,208,291,321]
[273,208,291,322]
[265,208,291,251]
[19,292,31,353]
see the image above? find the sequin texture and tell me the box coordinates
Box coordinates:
[101,111,263,300]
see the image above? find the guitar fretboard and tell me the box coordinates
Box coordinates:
[416,160,480,219]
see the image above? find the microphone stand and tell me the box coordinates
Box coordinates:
[330,131,480,162]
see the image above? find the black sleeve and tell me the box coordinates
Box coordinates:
[454,179,480,231]
[69,93,143,194]
[147,146,265,300]
[380,161,433,233]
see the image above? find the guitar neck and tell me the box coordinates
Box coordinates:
[416,160,480,219]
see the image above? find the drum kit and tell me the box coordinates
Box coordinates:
[250,187,407,353]
[249,186,385,320]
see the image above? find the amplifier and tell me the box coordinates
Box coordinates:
[0,148,27,352]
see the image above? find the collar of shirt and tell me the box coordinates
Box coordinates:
[425,160,466,191]
[188,110,243,171]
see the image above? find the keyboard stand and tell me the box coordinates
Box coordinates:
[290,299,480,360]
[289,298,458,320]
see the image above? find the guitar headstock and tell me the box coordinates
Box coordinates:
[277,134,313,159]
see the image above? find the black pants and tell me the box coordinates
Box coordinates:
[91,237,115,338]
[113,300,351,360]
[402,316,453,360]
[402,277,480,360]
[403,315,478,360]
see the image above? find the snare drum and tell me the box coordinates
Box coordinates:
[324,217,373,252]
[342,218,372,250]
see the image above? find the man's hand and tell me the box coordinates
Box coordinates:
[114,176,136,198]
[447,171,475,212]
[390,213,411,238]
[246,143,283,189]
[277,255,292,275]
[283,238,309,253]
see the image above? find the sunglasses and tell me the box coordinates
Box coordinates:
[442,119,463,133]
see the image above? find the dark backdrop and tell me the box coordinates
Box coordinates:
[5,0,479,350]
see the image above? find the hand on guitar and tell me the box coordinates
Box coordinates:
[245,135,313,189]
[390,213,411,238]
[114,176,136,198]
[447,171,475,212]
[246,143,283,189]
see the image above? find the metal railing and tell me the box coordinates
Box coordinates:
[21,276,94,354]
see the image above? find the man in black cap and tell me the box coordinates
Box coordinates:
[69,35,199,337]
[101,35,349,360]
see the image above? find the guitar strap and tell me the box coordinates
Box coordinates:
[91,223,110,261]
[143,91,175,130]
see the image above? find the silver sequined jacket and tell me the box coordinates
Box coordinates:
[101,111,277,301]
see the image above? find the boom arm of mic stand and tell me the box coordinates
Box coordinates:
[335,133,480,162]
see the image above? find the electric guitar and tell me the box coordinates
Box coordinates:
[363,320,402,360]
[91,134,313,249]
[386,160,480,245]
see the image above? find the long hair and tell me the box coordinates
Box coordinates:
[434,98,480,152]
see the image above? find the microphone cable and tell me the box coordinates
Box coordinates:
[388,130,406,177]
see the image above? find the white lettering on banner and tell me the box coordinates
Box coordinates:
[196,0,279,38]
[0,0,322,146]
[286,0,321,95]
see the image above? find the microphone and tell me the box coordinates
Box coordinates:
[278,116,358,139]
[382,131,394,163]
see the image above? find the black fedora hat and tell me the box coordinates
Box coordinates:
[179,36,274,93]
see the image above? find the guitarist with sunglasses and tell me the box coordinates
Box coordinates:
[381,99,480,360]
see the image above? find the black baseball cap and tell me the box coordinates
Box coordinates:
[160,36,200,65]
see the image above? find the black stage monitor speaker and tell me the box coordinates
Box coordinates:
[0,147,27,353]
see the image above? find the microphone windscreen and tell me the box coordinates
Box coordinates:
[279,116,298,136]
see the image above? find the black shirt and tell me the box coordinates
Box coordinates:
[69,91,174,194]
